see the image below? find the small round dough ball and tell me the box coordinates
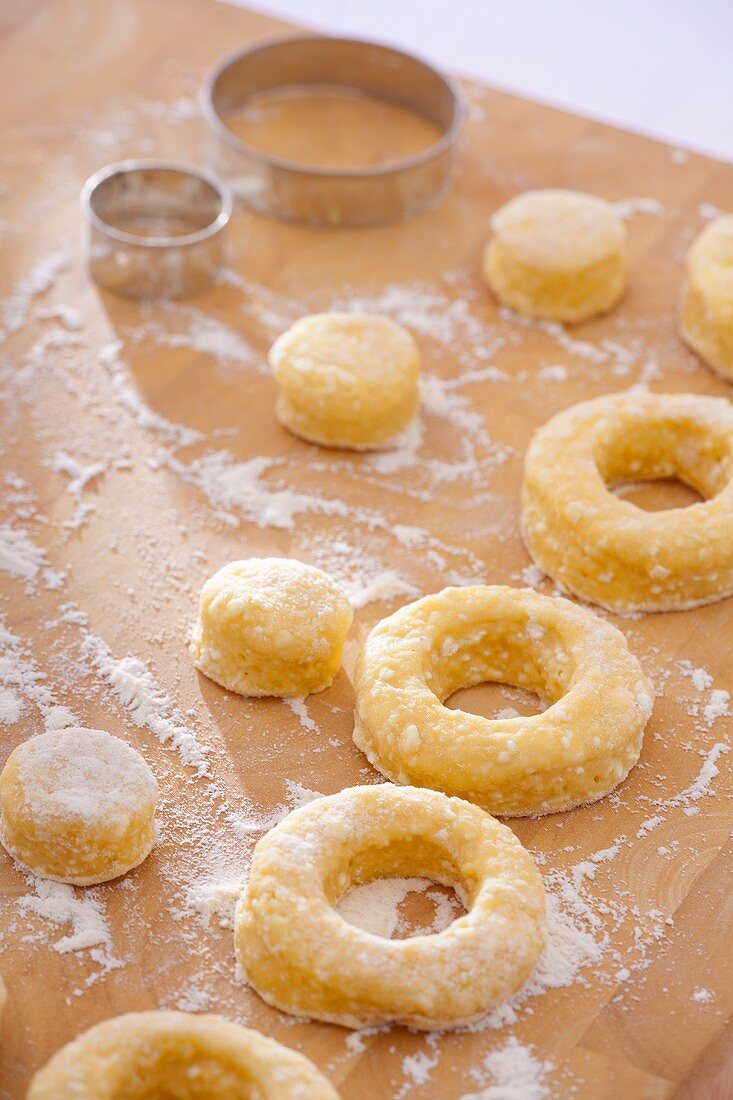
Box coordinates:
[269,311,421,450]
[0,728,157,886]
[483,189,628,322]
[680,214,733,380]
[190,558,353,698]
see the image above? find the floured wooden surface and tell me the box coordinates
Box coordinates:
[0,1,731,1097]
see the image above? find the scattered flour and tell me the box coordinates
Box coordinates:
[702,690,730,726]
[80,632,210,775]
[521,564,546,588]
[50,450,106,529]
[419,375,489,441]
[229,781,323,840]
[678,661,713,692]
[50,451,105,501]
[182,874,246,930]
[145,306,260,370]
[0,617,77,729]
[614,197,665,219]
[0,524,46,582]
[163,449,348,531]
[397,1044,441,1098]
[691,987,714,1005]
[0,248,70,340]
[660,743,729,810]
[100,342,203,448]
[0,685,23,725]
[35,304,83,331]
[337,878,458,940]
[179,781,323,929]
[462,1038,552,1100]
[537,364,569,382]
[170,982,214,1013]
[344,568,419,609]
[335,283,492,352]
[699,203,726,222]
[283,696,318,732]
[499,305,647,378]
[229,802,288,838]
[636,815,665,838]
[17,875,122,977]
[283,778,323,810]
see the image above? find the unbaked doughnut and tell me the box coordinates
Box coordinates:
[353,585,652,816]
[191,558,353,697]
[483,189,628,322]
[680,214,733,380]
[0,728,156,885]
[269,311,420,450]
[522,390,733,611]
[235,784,546,1029]
[26,1010,340,1099]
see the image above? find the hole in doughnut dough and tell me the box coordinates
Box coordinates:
[110,1042,259,1099]
[337,877,466,940]
[612,477,705,512]
[328,836,469,940]
[445,682,546,721]
[425,617,570,720]
[596,413,732,507]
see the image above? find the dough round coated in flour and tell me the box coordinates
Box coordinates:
[190,558,353,697]
[26,1010,340,1100]
[522,390,733,612]
[483,189,628,322]
[353,585,652,817]
[235,784,546,1030]
[680,214,733,380]
[269,311,421,450]
[0,728,157,886]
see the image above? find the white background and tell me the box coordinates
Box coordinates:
[229,0,733,162]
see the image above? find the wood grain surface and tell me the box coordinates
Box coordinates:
[0,2,731,1098]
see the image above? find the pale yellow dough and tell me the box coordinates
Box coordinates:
[353,585,652,817]
[522,391,733,612]
[269,311,421,450]
[483,189,628,322]
[26,1010,340,1099]
[235,784,546,1029]
[190,558,353,697]
[0,728,157,885]
[680,214,733,380]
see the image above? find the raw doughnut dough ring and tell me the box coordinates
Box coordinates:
[0,728,157,885]
[353,585,652,816]
[522,390,733,612]
[269,311,421,450]
[191,558,353,697]
[483,189,628,322]
[235,783,546,1029]
[680,214,733,380]
[26,1010,340,1099]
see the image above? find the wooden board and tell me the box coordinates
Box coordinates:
[1,2,732,1097]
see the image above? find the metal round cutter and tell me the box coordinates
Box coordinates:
[201,34,465,227]
[81,160,232,299]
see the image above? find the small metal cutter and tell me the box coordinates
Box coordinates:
[81,160,232,299]
[201,34,465,227]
